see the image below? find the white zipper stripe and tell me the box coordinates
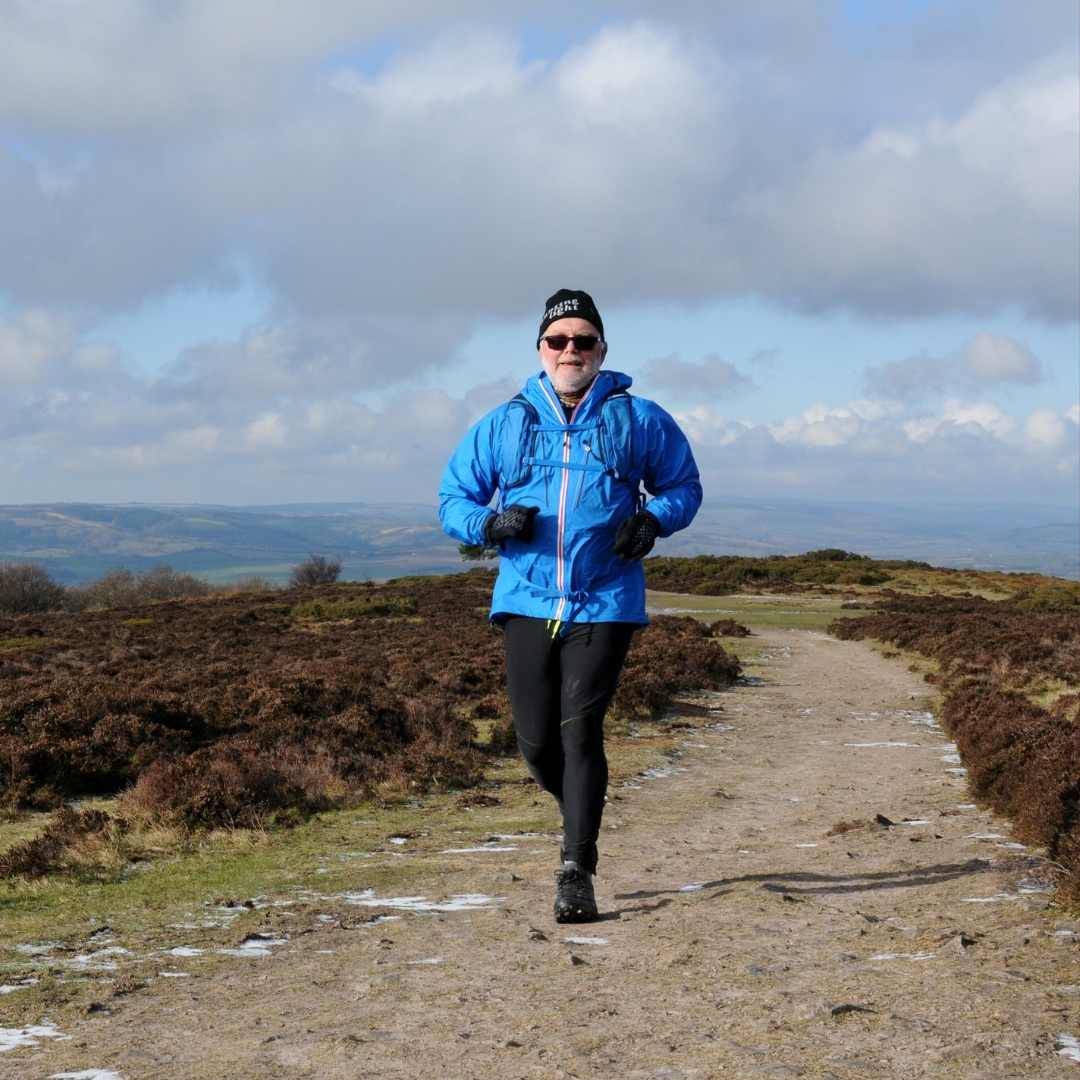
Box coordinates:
[535,375,596,626]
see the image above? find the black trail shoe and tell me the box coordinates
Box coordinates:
[554,862,598,923]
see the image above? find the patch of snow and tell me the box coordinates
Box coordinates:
[407,957,445,966]
[0,1021,70,1052]
[13,942,58,956]
[563,936,608,946]
[844,742,922,748]
[967,833,1006,840]
[0,979,38,995]
[158,972,190,978]
[795,843,819,848]
[901,820,931,826]
[339,891,504,913]
[216,934,288,959]
[440,845,518,854]
[1056,1035,1080,1063]
[165,947,203,958]
[906,712,940,728]
[867,952,935,961]
[945,767,968,775]
[996,842,1027,851]
[960,893,1019,903]
[49,1072,123,1080]
[1018,879,1055,895]
[956,803,977,810]
[389,837,408,846]
[65,947,130,972]
[679,884,705,893]
[941,754,962,764]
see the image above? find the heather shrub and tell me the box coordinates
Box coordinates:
[0,570,740,833]
[613,616,741,720]
[0,806,115,879]
[289,554,342,588]
[0,563,67,614]
[122,747,318,830]
[71,566,211,610]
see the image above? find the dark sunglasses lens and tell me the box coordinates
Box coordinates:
[544,334,598,350]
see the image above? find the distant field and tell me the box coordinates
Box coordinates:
[647,590,849,630]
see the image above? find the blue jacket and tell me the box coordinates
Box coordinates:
[439,369,702,626]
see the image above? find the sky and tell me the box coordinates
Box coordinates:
[1,0,1077,511]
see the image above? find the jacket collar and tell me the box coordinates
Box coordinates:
[523,369,633,423]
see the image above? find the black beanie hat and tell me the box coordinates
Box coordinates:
[536,289,604,348]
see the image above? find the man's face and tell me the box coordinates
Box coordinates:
[538,317,606,395]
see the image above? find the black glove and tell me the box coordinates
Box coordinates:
[613,510,660,560]
[485,504,540,544]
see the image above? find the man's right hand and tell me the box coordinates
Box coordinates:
[485,504,540,544]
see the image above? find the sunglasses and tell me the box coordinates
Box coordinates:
[541,334,601,352]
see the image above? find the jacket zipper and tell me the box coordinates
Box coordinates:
[537,378,596,626]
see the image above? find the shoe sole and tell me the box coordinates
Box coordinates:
[554,905,598,923]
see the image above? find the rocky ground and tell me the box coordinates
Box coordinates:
[6,628,1079,1079]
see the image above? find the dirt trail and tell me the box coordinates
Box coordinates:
[12,629,1080,1079]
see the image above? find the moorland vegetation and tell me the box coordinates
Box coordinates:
[832,588,1080,900]
[0,570,739,877]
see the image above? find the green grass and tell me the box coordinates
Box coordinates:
[0,637,56,654]
[647,589,854,630]
[291,596,417,620]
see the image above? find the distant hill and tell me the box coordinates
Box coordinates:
[0,496,1075,584]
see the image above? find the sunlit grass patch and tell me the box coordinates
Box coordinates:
[0,637,55,653]
[647,590,850,630]
[291,595,418,620]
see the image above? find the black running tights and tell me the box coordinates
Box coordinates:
[502,616,636,874]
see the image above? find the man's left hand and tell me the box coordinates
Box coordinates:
[613,511,660,560]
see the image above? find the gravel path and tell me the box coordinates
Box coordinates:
[11,629,1079,1079]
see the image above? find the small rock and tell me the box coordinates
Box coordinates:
[569,954,588,967]
[874,814,896,828]
[947,934,977,955]
[527,927,548,942]
[830,1003,876,1018]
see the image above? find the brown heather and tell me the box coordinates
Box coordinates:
[0,571,739,870]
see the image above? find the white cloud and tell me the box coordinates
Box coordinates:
[904,400,1016,443]
[641,354,754,399]
[2,14,1073,324]
[671,405,748,447]
[0,309,77,384]
[1024,408,1067,448]
[768,401,901,448]
[1067,403,1080,425]
[866,333,1045,399]
[245,413,287,449]
[334,29,537,113]
[962,333,1041,383]
[744,53,1079,320]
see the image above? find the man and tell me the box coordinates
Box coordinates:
[439,289,702,922]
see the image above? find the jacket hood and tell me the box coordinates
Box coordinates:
[522,369,634,421]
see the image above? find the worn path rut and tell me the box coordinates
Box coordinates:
[12,629,1080,1079]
